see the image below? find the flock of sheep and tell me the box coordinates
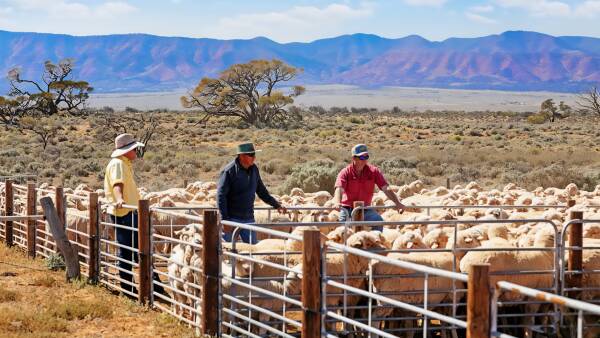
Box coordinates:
[148,179,600,337]
[3,179,600,337]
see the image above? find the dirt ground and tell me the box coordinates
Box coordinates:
[0,244,196,338]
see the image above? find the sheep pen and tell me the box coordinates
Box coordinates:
[2,179,600,338]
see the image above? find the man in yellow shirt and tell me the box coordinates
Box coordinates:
[104,133,165,296]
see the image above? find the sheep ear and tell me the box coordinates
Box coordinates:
[464,237,473,243]
[476,235,485,241]
[240,262,252,275]
[407,242,414,249]
[431,243,439,249]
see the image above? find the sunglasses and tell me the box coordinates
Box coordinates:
[355,154,369,160]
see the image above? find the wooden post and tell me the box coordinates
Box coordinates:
[353,200,365,232]
[446,177,450,189]
[88,193,99,284]
[39,196,80,281]
[55,187,66,229]
[137,199,151,304]
[4,180,13,247]
[302,229,322,338]
[26,182,36,257]
[467,264,490,338]
[568,210,583,299]
[183,179,188,189]
[201,210,219,336]
[568,199,576,208]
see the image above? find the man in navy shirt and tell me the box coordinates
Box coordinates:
[217,142,286,243]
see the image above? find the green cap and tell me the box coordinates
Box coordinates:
[236,142,262,154]
[351,144,369,156]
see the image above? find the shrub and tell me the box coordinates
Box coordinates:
[45,253,65,271]
[48,298,113,320]
[517,163,600,190]
[279,159,343,193]
[0,287,19,302]
[527,113,548,124]
[262,158,292,175]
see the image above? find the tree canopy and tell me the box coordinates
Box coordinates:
[181,59,304,127]
[0,59,93,127]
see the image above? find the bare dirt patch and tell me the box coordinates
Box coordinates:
[0,245,195,338]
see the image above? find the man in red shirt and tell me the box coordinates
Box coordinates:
[334,144,405,230]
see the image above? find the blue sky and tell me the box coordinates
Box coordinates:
[1,0,600,42]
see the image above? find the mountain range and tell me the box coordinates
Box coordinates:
[0,30,599,93]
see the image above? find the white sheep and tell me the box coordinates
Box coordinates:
[373,231,459,336]
[460,228,555,337]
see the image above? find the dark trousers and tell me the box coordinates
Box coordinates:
[109,212,165,296]
[110,212,139,293]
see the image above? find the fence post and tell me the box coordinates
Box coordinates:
[302,229,322,338]
[568,210,583,300]
[26,182,36,257]
[568,199,576,208]
[353,201,365,232]
[40,196,80,280]
[5,180,13,247]
[137,199,151,304]
[446,177,450,189]
[55,187,66,229]
[467,264,490,338]
[201,210,219,336]
[88,193,99,284]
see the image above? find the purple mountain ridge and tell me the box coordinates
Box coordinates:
[0,30,598,93]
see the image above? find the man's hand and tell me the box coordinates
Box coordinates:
[222,224,234,234]
[277,206,288,214]
[115,198,125,209]
[396,203,406,214]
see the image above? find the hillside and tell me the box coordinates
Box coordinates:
[0,30,599,93]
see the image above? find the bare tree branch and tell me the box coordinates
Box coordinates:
[578,86,600,116]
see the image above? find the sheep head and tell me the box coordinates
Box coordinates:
[347,231,387,251]
[326,226,355,244]
[423,228,449,249]
[392,231,426,250]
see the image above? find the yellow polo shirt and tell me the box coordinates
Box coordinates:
[104,156,140,217]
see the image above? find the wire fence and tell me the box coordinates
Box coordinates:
[3,180,600,337]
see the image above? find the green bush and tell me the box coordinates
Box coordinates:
[262,158,292,175]
[279,159,343,194]
[517,163,600,190]
[527,113,548,124]
[45,253,65,271]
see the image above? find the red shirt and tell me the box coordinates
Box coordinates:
[335,163,388,208]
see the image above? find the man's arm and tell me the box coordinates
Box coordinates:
[256,170,283,211]
[216,170,230,220]
[333,169,347,210]
[381,185,405,213]
[333,186,344,210]
[113,183,125,208]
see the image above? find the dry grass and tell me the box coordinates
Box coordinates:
[0,245,196,338]
[3,110,600,192]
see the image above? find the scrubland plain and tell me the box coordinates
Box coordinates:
[2,109,599,194]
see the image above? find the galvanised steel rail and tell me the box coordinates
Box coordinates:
[3,182,600,337]
[495,280,600,338]
[223,217,563,337]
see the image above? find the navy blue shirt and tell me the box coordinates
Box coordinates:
[217,158,281,221]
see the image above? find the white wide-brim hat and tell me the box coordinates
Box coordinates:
[111,133,145,158]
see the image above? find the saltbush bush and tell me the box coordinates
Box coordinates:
[279,159,343,193]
